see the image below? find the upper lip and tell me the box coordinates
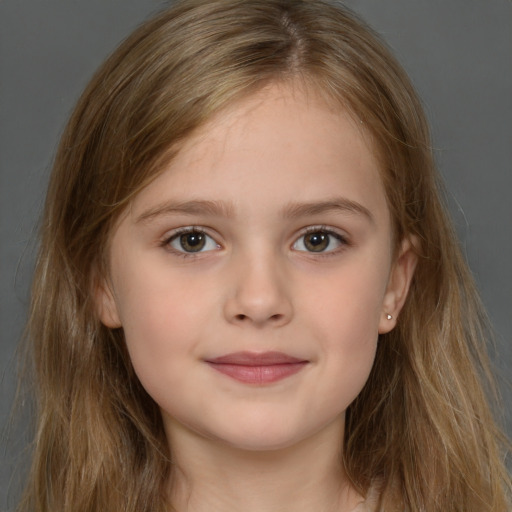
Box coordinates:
[205,351,307,366]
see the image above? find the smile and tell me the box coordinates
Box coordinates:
[205,351,309,385]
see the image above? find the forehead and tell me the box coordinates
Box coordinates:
[178,82,374,162]
[124,82,388,226]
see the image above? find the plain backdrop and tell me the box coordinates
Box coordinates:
[1,0,511,507]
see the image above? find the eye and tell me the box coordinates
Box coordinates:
[293,228,346,253]
[167,229,219,254]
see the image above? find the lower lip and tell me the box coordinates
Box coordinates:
[206,362,308,384]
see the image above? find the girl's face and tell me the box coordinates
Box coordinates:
[98,84,416,452]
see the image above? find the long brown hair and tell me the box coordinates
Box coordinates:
[19,1,510,510]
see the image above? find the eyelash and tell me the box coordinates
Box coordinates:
[161,227,218,259]
[294,226,350,257]
[161,225,350,258]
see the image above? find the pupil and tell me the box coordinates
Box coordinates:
[305,232,329,252]
[181,232,205,252]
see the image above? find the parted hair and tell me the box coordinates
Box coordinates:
[19,1,510,511]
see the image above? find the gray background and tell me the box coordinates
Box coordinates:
[1,0,511,507]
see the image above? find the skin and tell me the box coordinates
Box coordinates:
[98,83,417,512]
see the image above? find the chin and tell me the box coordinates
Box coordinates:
[220,432,305,453]
[206,418,326,453]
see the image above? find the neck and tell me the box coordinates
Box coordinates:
[166,419,363,512]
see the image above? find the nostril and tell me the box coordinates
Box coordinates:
[234,313,284,323]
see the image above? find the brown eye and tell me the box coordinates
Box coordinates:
[303,231,329,252]
[168,229,219,254]
[179,232,206,252]
[293,229,346,253]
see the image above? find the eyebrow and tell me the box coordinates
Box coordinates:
[282,198,374,224]
[136,199,235,224]
[135,197,374,224]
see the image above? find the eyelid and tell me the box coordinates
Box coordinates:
[292,225,350,254]
[159,224,350,257]
[161,226,221,256]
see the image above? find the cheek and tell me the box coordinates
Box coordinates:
[304,257,389,341]
[300,260,387,400]
[321,302,378,399]
[112,265,213,392]
[318,309,378,416]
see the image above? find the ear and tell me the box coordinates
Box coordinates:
[378,236,418,334]
[94,278,122,329]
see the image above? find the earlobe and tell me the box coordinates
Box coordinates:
[378,236,418,334]
[95,279,122,329]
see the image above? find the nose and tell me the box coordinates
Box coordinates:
[223,251,293,328]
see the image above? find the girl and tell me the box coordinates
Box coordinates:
[18,0,510,510]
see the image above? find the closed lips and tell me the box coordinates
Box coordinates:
[205,351,309,384]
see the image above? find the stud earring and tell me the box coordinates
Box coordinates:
[386,314,393,320]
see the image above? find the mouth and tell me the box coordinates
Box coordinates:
[205,351,309,385]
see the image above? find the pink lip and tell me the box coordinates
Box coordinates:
[205,351,308,384]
